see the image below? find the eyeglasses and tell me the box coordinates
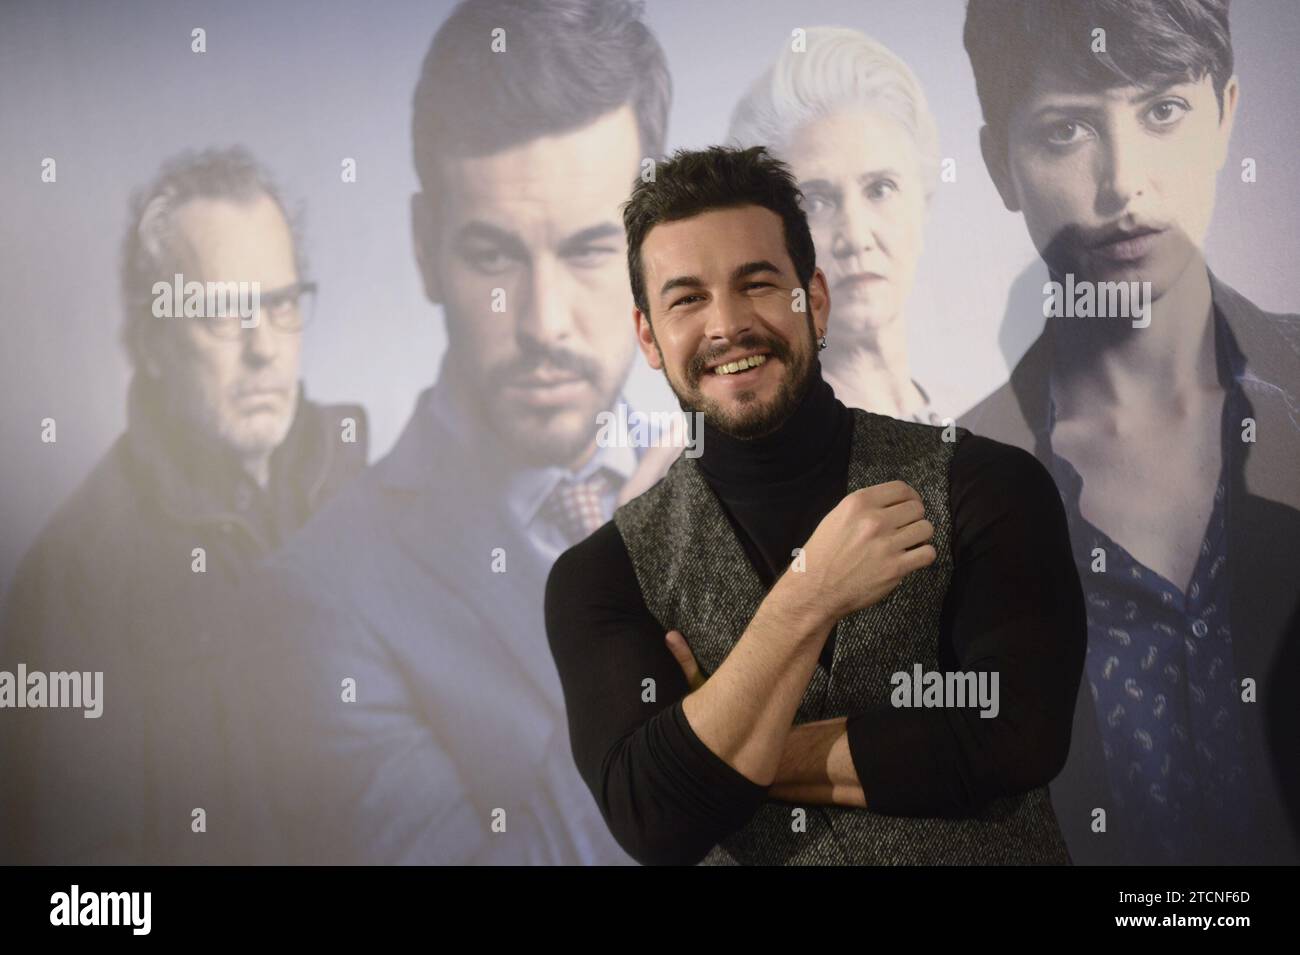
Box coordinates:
[199,280,318,340]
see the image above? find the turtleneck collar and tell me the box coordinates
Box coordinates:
[693,356,850,488]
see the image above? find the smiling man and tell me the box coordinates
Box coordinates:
[544,145,1088,865]
[961,0,1300,864]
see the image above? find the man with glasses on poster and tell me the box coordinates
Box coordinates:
[0,146,367,865]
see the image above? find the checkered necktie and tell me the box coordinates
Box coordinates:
[540,470,615,547]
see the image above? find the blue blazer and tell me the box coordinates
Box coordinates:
[223,379,648,864]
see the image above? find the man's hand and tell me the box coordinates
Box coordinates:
[664,482,925,785]
[797,480,936,621]
[666,631,865,807]
[768,718,867,808]
[665,630,705,691]
[662,483,926,797]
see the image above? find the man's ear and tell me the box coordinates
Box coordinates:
[634,307,662,370]
[808,267,831,337]
[410,190,442,305]
[1214,75,1240,171]
[979,124,1020,213]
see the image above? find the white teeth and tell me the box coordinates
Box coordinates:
[714,353,769,375]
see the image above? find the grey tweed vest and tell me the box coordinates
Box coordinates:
[612,408,1070,865]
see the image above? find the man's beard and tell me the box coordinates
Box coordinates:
[491,396,607,466]
[661,321,817,441]
[475,355,626,469]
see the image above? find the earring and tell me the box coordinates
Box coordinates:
[817,333,828,351]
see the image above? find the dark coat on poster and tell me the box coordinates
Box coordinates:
[0,377,367,864]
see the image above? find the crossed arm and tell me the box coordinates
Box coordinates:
[662,440,1086,817]
[545,440,1086,864]
[772,718,864,806]
[665,627,865,807]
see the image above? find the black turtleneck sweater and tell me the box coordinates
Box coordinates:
[544,364,1085,866]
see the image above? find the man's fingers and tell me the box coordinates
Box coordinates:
[893,518,934,550]
[897,543,937,575]
[884,497,925,529]
[858,480,920,508]
[665,630,704,689]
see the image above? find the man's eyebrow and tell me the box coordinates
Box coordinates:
[558,222,622,253]
[260,281,302,300]
[659,260,785,299]
[732,260,783,282]
[660,273,703,298]
[454,221,527,257]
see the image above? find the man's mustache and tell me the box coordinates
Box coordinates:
[690,336,792,384]
[501,350,598,382]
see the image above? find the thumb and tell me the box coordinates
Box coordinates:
[665,630,704,688]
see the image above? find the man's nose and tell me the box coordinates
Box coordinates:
[517,257,577,350]
[242,312,280,364]
[702,287,756,345]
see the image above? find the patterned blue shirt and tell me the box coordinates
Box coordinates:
[1043,308,1258,864]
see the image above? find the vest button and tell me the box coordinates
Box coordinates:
[1191,618,1209,639]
